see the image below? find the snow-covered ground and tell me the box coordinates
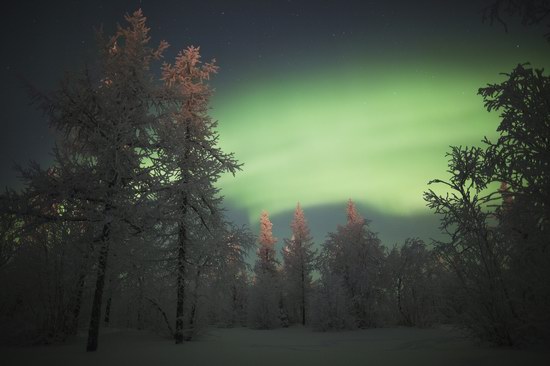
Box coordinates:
[3,326,549,366]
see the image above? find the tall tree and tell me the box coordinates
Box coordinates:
[248,211,280,329]
[316,200,385,328]
[425,64,550,345]
[156,45,240,343]
[22,10,168,351]
[1,9,246,348]
[282,203,316,325]
[207,225,254,327]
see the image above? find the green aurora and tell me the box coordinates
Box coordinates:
[212,43,549,222]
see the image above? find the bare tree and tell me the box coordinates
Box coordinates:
[483,0,550,41]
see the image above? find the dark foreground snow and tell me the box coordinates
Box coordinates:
[3,326,549,366]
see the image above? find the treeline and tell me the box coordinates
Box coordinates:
[247,201,443,332]
[250,117,550,348]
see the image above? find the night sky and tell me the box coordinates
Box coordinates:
[2,0,549,246]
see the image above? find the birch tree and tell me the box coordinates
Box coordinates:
[425,64,550,345]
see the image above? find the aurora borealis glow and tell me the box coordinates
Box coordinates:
[2,0,550,243]
[212,45,550,222]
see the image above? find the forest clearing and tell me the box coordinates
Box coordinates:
[4,326,550,366]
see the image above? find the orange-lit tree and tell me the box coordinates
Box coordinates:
[315,200,385,329]
[156,44,241,343]
[248,211,281,329]
[282,203,316,325]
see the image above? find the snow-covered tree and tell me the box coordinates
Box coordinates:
[0,9,248,348]
[282,203,316,325]
[425,64,550,345]
[315,200,385,329]
[154,44,241,343]
[16,10,169,351]
[207,225,254,327]
[0,192,94,344]
[386,238,441,327]
[4,8,240,348]
[248,211,281,329]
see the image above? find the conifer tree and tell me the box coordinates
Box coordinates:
[316,200,385,328]
[346,198,364,225]
[248,211,280,328]
[22,10,169,351]
[0,9,245,348]
[257,211,277,273]
[282,203,316,325]
[156,45,241,344]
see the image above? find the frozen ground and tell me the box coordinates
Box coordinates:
[3,326,549,366]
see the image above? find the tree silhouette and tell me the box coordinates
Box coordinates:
[483,0,550,41]
[425,63,550,345]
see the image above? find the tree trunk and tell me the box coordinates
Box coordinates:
[104,296,112,326]
[188,267,202,336]
[231,284,238,325]
[397,276,410,326]
[137,275,144,330]
[301,265,306,326]
[66,241,94,336]
[174,218,187,344]
[86,220,111,352]
[174,124,191,344]
[67,270,86,336]
[146,297,174,337]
